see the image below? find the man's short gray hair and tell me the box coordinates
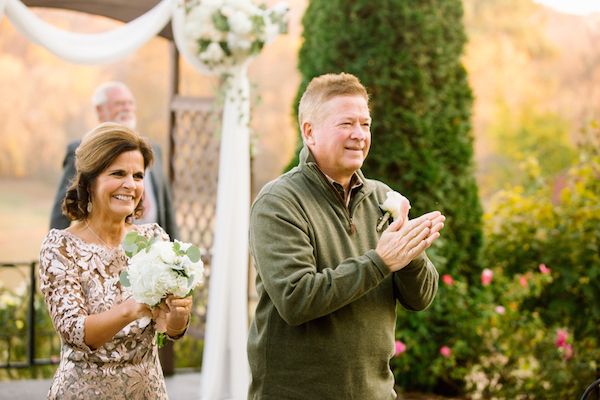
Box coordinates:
[91,81,130,107]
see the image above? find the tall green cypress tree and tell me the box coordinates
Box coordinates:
[293,0,482,280]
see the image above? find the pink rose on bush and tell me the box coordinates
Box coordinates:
[519,275,528,287]
[439,345,452,358]
[562,343,574,360]
[555,329,568,348]
[495,305,506,314]
[554,328,574,360]
[481,268,493,286]
[442,274,454,285]
[539,263,550,274]
[395,340,406,356]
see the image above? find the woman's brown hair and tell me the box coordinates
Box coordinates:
[62,122,154,222]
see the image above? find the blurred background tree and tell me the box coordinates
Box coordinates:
[293,0,482,280]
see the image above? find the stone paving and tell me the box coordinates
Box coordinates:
[0,371,202,400]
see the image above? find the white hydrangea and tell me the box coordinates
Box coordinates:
[228,11,253,35]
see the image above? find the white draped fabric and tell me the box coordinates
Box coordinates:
[3,0,173,64]
[172,3,251,399]
[1,1,252,399]
[197,65,251,400]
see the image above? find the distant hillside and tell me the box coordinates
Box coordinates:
[463,0,600,197]
[0,0,598,200]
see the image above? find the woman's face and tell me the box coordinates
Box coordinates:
[89,150,145,222]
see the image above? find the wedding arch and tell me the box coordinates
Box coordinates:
[0,1,285,399]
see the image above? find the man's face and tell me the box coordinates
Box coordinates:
[303,95,371,184]
[97,86,137,129]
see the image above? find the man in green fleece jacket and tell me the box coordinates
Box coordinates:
[248,72,445,399]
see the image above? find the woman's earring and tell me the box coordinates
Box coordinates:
[87,201,93,213]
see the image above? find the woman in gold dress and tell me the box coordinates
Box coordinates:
[39,122,192,399]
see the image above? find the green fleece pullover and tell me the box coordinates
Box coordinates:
[248,147,439,400]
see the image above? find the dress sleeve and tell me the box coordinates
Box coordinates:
[137,223,170,241]
[250,193,392,326]
[39,235,94,352]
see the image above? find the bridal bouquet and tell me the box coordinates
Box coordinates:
[184,0,289,73]
[119,231,204,347]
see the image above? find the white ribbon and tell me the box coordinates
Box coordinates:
[173,5,252,398]
[4,0,173,64]
[199,64,251,400]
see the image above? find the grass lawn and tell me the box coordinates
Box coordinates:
[0,177,57,289]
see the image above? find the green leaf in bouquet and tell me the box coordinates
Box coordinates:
[123,231,141,245]
[119,271,131,287]
[186,246,201,263]
[144,235,159,253]
[123,231,147,257]
[173,241,181,254]
[156,332,166,348]
[123,242,139,258]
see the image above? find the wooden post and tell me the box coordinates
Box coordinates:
[159,40,181,377]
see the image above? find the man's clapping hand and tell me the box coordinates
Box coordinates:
[376,211,445,272]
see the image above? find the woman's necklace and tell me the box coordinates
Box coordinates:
[85,221,119,249]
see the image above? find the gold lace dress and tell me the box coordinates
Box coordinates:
[39,223,170,400]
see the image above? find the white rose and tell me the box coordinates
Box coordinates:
[228,11,253,35]
[262,21,280,43]
[220,5,235,17]
[127,251,172,305]
[228,32,252,50]
[200,42,226,63]
[270,1,289,16]
[175,239,191,252]
[153,241,176,264]
[201,0,222,8]
[381,191,411,220]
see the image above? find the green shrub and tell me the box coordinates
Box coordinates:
[0,282,59,380]
[392,262,599,398]
[484,153,600,339]
[293,0,482,280]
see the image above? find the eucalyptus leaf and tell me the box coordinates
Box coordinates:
[119,271,130,287]
[123,242,139,258]
[186,246,201,263]
[123,231,139,245]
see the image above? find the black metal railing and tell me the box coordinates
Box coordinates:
[0,261,60,370]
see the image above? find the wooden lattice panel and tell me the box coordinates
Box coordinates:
[171,96,220,255]
[170,95,220,339]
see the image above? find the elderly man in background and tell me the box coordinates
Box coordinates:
[49,81,178,240]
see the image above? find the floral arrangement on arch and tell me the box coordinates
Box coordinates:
[184,0,289,74]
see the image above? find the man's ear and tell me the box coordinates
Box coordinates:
[301,121,315,146]
[95,105,104,120]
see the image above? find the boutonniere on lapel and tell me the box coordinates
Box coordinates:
[376,191,411,232]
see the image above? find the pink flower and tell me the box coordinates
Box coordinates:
[439,346,452,358]
[519,276,528,287]
[495,305,506,314]
[539,263,550,274]
[562,343,574,360]
[555,329,568,348]
[481,269,493,286]
[442,274,454,286]
[394,340,407,356]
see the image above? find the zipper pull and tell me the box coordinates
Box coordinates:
[348,219,356,234]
